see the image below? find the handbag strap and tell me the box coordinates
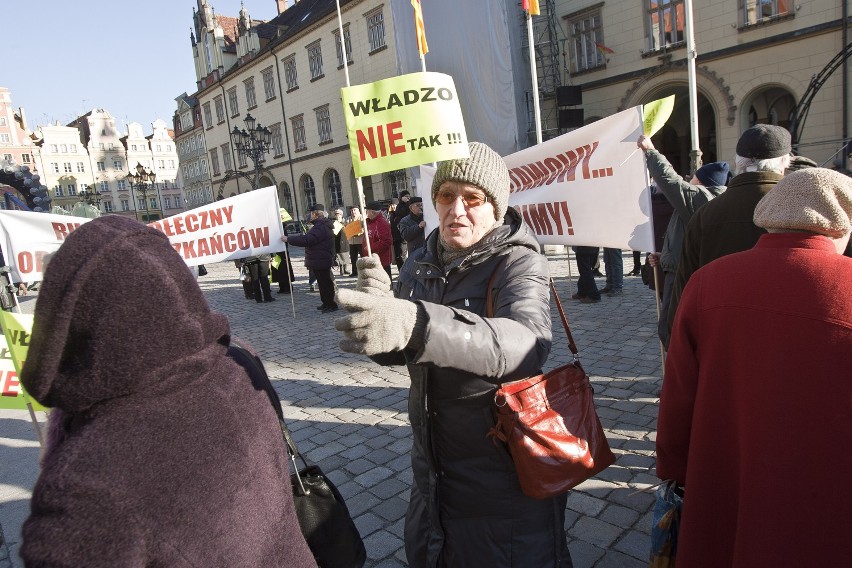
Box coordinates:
[486,261,579,358]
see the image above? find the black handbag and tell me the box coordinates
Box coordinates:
[229,344,367,568]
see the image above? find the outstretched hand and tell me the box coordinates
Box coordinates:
[334,288,418,355]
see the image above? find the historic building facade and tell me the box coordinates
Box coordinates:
[174,93,214,209]
[184,0,410,221]
[541,0,850,172]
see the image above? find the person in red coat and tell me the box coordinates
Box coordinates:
[657,167,852,567]
[362,200,393,280]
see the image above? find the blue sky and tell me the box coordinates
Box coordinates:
[7,1,283,135]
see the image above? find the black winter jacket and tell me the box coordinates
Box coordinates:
[379,208,571,567]
[288,216,335,270]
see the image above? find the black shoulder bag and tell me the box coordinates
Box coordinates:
[229,343,367,568]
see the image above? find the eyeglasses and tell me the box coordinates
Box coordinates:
[435,189,489,207]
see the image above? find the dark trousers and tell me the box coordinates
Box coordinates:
[574,246,600,299]
[393,239,405,271]
[349,245,362,276]
[248,261,272,302]
[659,271,675,349]
[315,268,336,308]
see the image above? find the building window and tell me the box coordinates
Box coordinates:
[104,201,114,213]
[388,170,409,197]
[203,102,213,128]
[2,154,11,162]
[741,0,791,26]
[164,197,172,209]
[281,182,293,213]
[54,185,64,197]
[307,41,324,80]
[221,143,232,171]
[291,115,307,151]
[77,161,85,172]
[150,197,157,209]
[49,144,58,153]
[121,199,129,211]
[67,184,77,196]
[60,144,68,153]
[367,9,386,53]
[315,105,333,144]
[271,123,284,156]
[210,148,220,176]
[228,87,239,117]
[158,160,165,169]
[113,160,123,170]
[262,67,276,100]
[326,169,343,207]
[646,0,684,51]
[0,118,6,127]
[567,9,607,72]
[334,26,353,67]
[51,163,59,173]
[100,181,109,192]
[70,144,77,152]
[283,55,298,90]
[63,162,72,173]
[302,174,316,208]
[214,95,225,123]
[0,134,9,144]
[97,161,105,171]
[244,77,257,108]
[139,198,146,210]
[118,180,126,190]
[21,154,31,164]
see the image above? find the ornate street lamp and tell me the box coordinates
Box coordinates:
[79,184,102,207]
[126,162,156,222]
[230,113,272,190]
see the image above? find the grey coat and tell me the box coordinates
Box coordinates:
[377,208,571,567]
[644,149,725,272]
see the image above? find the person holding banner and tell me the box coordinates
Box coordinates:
[638,135,728,347]
[18,215,316,567]
[283,203,338,313]
[334,142,571,567]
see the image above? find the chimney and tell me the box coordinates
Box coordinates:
[276,0,287,13]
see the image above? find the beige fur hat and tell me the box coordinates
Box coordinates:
[431,142,510,221]
[753,168,852,237]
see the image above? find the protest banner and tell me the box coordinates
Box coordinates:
[0,186,284,281]
[420,105,654,252]
[341,72,469,177]
[0,311,44,411]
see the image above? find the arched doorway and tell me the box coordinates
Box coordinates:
[742,85,796,129]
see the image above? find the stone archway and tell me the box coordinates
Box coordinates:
[620,60,735,173]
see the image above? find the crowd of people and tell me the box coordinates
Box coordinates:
[14,124,851,567]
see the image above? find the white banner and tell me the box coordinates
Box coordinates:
[0,186,283,282]
[420,106,654,251]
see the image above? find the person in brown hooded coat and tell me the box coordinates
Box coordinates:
[19,215,316,568]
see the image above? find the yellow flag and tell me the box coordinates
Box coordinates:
[279,208,292,223]
[643,95,675,137]
[411,0,429,56]
[0,311,45,411]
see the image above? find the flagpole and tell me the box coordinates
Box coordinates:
[335,0,372,256]
[684,0,702,174]
[527,11,543,145]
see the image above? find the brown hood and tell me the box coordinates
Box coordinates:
[21,215,230,412]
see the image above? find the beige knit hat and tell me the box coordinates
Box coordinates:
[431,142,510,220]
[753,168,852,237]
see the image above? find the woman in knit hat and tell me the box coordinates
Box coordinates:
[20,215,316,567]
[656,168,852,567]
[334,142,571,567]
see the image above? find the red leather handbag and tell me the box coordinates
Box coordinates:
[488,280,615,499]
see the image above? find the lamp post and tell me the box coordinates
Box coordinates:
[79,185,102,208]
[126,162,156,222]
[230,113,272,190]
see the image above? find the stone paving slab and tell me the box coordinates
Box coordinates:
[0,249,663,567]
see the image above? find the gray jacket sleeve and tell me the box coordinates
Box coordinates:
[407,251,553,383]
[645,149,706,221]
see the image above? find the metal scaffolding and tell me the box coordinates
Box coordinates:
[520,0,565,144]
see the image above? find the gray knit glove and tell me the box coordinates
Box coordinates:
[334,288,418,355]
[355,255,392,297]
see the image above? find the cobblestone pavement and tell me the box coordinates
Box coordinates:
[0,248,663,567]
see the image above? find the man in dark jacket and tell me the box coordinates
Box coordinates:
[398,196,426,253]
[667,124,792,334]
[334,142,571,567]
[283,203,338,312]
[638,135,727,347]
